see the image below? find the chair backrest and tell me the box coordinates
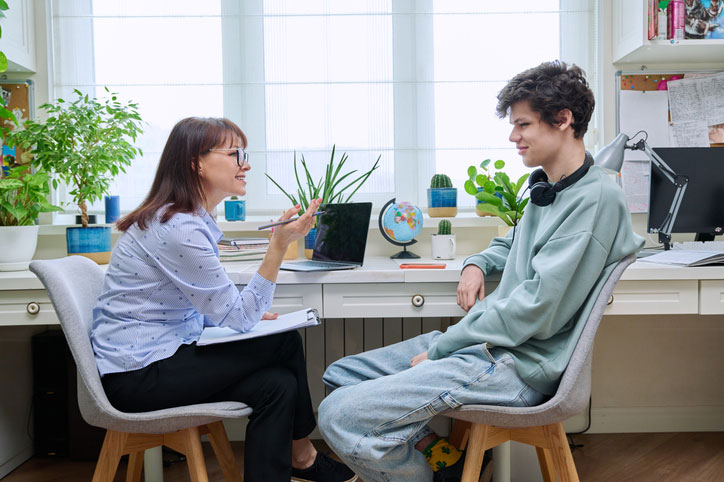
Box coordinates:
[543,253,637,420]
[445,253,637,427]
[29,256,117,424]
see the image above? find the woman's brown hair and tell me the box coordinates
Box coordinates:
[116,117,247,232]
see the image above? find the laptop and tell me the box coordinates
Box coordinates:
[280,202,372,272]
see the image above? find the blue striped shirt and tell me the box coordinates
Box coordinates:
[91,208,275,376]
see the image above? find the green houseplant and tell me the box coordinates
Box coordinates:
[266,146,381,259]
[12,88,143,263]
[0,164,62,270]
[427,174,458,218]
[0,1,63,270]
[265,145,381,213]
[464,159,530,226]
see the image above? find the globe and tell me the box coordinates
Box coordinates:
[378,198,424,259]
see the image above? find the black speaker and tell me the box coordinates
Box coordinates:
[32,330,105,460]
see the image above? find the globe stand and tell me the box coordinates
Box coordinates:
[390,245,420,259]
[378,197,423,259]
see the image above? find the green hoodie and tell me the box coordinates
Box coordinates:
[428,165,644,395]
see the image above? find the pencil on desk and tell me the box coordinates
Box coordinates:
[258,211,325,230]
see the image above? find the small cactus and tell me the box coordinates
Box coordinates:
[437,219,451,235]
[430,174,453,189]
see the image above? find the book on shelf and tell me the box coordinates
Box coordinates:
[197,308,321,345]
[638,249,724,267]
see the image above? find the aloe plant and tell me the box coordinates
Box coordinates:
[265,145,381,212]
[465,159,530,226]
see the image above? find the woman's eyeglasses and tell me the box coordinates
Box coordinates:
[209,147,249,168]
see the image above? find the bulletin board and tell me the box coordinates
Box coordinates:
[615,70,724,213]
[1,80,34,169]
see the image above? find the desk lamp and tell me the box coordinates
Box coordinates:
[594,132,689,250]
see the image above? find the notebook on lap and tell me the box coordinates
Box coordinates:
[280,202,372,272]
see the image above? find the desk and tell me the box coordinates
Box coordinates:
[3,257,724,322]
[1,257,723,481]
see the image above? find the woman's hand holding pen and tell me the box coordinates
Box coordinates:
[258,198,323,283]
[270,198,323,248]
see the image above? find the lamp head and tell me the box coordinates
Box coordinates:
[594,132,629,173]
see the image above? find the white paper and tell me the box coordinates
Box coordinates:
[668,72,724,128]
[621,160,651,213]
[618,90,672,213]
[668,120,712,147]
[619,90,671,161]
[638,250,724,267]
[197,308,320,345]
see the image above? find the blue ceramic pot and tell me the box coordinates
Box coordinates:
[66,226,112,264]
[427,187,458,217]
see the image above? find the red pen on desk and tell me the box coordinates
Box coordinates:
[399,263,446,269]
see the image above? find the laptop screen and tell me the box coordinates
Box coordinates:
[312,202,372,264]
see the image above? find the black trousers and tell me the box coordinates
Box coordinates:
[102,330,317,482]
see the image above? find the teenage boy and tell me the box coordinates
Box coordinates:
[317,61,644,482]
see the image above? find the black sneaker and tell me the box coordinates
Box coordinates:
[432,449,491,482]
[291,451,358,482]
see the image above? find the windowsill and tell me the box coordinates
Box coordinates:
[37,211,507,236]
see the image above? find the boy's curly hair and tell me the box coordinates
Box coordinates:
[496,60,595,139]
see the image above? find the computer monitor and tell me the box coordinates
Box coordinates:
[648,147,724,242]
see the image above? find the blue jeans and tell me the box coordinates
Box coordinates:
[318,331,546,482]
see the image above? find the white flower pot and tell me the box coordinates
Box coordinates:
[0,225,40,271]
[431,234,456,260]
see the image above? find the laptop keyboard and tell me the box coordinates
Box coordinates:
[295,260,352,268]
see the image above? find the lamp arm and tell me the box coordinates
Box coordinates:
[636,140,689,249]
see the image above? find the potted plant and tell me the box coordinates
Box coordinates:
[0,2,62,271]
[12,88,143,263]
[427,174,457,218]
[464,159,530,226]
[0,164,62,270]
[266,145,381,259]
[431,219,456,260]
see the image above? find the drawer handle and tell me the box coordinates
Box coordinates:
[27,302,40,315]
[411,294,425,307]
[607,295,614,306]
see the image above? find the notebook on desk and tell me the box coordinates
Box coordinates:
[281,202,373,272]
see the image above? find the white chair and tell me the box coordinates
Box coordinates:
[30,256,251,482]
[443,254,636,482]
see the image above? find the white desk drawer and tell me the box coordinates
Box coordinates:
[248,284,323,317]
[323,282,474,318]
[700,281,724,315]
[606,280,699,315]
[0,290,58,326]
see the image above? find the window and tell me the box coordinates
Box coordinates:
[49,0,598,217]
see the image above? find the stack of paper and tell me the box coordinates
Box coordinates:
[638,249,724,267]
[218,237,270,262]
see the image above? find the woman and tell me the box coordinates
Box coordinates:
[91,117,357,482]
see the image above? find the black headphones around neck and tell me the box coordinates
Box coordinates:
[528,153,594,207]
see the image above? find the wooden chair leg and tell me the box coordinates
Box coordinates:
[542,423,579,482]
[535,446,557,482]
[126,450,145,482]
[205,421,242,482]
[449,420,472,450]
[461,423,490,482]
[92,430,127,482]
[166,426,210,482]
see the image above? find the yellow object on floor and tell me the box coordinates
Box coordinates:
[423,437,463,472]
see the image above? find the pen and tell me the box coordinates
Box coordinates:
[257,211,325,230]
